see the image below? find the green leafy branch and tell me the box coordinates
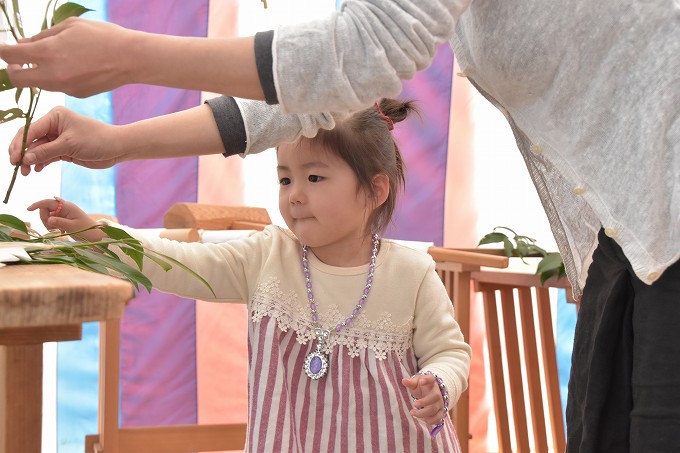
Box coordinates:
[0,213,215,295]
[1,1,92,204]
[478,226,566,285]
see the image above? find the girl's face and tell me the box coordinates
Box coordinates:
[277,140,373,264]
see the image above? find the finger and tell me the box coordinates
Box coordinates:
[0,43,42,65]
[402,377,418,391]
[414,388,441,407]
[27,199,58,211]
[23,135,68,167]
[33,156,63,173]
[9,126,27,166]
[24,21,69,42]
[411,404,443,424]
[5,65,47,91]
[20,163,32,176]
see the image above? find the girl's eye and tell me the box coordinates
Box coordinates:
[308,175,323,183]
[279,177,291,186]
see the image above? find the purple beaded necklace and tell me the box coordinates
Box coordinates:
[301,234,380,379]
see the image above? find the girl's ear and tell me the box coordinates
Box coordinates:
[371,174,390,207]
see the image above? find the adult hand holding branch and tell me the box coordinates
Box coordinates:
[0,17,262,99]
[8,104,225,176]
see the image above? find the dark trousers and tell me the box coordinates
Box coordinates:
[566,229,680,452]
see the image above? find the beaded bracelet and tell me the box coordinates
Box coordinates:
[415,370,449,436]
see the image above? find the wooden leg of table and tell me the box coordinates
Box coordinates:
[95,319,121,453]
[0,346,5,453]
[2,344,43,453]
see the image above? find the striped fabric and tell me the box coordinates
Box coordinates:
[246,316,461,452]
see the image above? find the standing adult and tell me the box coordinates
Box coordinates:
[2,1,679,451]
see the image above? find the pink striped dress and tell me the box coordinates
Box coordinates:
[247,284,463,452]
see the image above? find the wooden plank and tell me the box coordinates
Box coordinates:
[0,324,82,345]
[472,270,571,291]
[4,344,42,453]
[452,270,472,453]
[536,288,566,453]
[517,287,548,453]
[480,288,512,453]
[98,320,121,453]
[0,264,132,329]
[0,347,6,453]
[429,247,509,269]
[499,287,530,453]
[163,203,271,229]
[117,424,247,453]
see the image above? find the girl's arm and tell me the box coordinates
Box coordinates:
[97,221,261,302]
[411,264,472,407]
[27,198,265,302]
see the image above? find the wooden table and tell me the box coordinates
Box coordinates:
[0,264,133,453]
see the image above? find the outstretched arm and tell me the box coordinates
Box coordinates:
[0,18,263,100]
[8,103,226,175]
[0,0,470,110]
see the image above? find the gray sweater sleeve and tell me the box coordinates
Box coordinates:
[206,96,342,156]
[272,0,470,113]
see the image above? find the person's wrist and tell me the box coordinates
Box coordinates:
[416,370,449,437]
[117,27,147,85]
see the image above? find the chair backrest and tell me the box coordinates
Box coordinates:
[472,271,573,453]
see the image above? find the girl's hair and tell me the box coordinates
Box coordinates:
[306,98,418,235]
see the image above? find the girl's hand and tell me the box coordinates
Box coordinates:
[402,373,445,426]
[27,197,104,243]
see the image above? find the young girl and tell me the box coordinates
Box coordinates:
[29,98,471,452]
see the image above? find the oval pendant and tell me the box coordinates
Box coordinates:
[304,351,329,379]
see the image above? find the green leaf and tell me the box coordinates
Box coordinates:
[0,69,15,92]
[0,214,29,234]
[0,230,14,242]
[11,0,24,38]
[51,2,93,26]
[100,226,143,251]
[0,107,24,124]
[140,251,172,272]
[478,232,509,246]
[502,238,514,258]
[539,268,560,285]
[495,226,518,237]
[77,248,152,292]
[118,245,144,270]
[537,252,565,285]
[92,243,123,261]
[536,252,564,274]
[144,249,216,297]
[14,87,22,104]
[41,0,57,30]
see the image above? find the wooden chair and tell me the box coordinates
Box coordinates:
[471,270,575,453]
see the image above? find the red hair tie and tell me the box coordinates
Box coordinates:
[375,102,394,131]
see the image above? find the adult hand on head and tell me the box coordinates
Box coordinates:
[8,106,122,176]
[0,18,136,98]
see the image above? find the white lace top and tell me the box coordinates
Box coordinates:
[114,224,470,451]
